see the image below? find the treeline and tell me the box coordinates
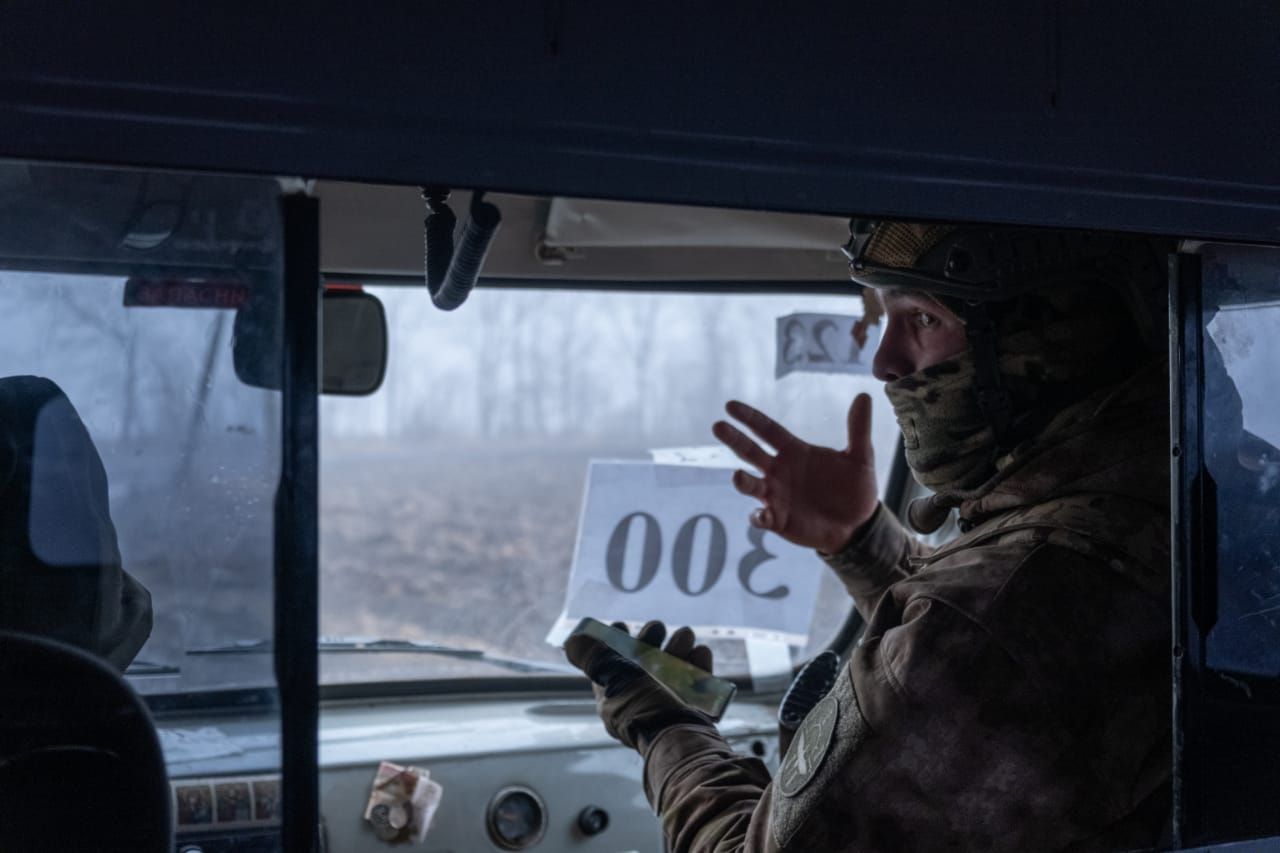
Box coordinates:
[322,287,870,448]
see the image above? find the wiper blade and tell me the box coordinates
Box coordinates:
[125,658,181,676]
[315,637,576,674]
[189,637,486,657]
[187,636,575,676]
[188,638,272,654]
[316,637,485,657]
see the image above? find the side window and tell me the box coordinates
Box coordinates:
[320,288,899,686]
[1198,246,1280,676]
[1176,243,1280,844]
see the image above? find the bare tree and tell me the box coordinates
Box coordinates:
[476,297,515,437]
[54,285,140,441]
[552,298,598,436]
[177,312,227,482]
[608,297,663,437]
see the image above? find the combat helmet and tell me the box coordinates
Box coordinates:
[841,220,1172,531]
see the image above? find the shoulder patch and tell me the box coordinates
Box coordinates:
[776,684,839,797]
[771,669,871,849]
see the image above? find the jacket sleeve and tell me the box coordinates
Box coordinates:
[818,503,933,621]
[639,592,1066,853]
[640,723,779,853]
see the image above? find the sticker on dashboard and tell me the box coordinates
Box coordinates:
[364,761,443,844]
[172,774,281,830]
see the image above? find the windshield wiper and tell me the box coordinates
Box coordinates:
[125,658,181,676]
[187,636,575,676]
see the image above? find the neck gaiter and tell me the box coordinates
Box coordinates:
[883,352,999,495]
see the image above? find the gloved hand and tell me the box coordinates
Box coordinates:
[564,620,716,751]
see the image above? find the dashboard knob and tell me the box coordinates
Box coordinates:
[577,805,609,837]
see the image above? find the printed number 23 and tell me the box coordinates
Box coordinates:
[605,512,788,599]
[783,318,848,366]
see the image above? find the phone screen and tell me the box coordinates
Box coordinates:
[569,617,737,720]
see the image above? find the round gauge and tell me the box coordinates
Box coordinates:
[486,786,547,850]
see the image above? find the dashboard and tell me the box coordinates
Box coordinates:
[160,693,781,852]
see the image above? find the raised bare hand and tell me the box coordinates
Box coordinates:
[711,394,879,554]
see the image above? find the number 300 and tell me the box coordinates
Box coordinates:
[604,512,788,599]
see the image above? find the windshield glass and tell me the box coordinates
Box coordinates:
[0,162,284,703]
[320,286,899,686]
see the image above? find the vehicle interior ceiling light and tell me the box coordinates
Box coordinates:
[421,187,502,310]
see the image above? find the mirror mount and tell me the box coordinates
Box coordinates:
[421,187,502,311]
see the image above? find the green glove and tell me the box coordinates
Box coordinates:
[564,620,716,751]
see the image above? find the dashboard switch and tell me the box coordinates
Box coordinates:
[577,805,609,837]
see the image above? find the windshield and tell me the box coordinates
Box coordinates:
[0,272,282,695]
[0,161,285,702]
[319,286,900,686]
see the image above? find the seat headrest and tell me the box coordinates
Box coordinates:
[0,630,171,852]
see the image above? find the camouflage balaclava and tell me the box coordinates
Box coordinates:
[866,223,1153,502]
[884,351,996,493]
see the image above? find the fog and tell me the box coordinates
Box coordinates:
[322,286,895,465]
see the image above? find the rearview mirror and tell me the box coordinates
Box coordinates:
[233,287,388,395]
[321,289,388,395]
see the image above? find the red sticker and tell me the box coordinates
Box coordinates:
[124,277,250,309]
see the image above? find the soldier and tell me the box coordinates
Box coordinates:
[566,221,1174,851]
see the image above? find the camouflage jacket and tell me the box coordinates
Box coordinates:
[640,368,1171,852]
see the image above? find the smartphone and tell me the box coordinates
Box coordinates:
[569,617,737,720]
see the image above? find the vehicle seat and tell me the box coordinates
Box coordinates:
[0,376,169,849]
[0,630,171,852]
[0,375,152,670]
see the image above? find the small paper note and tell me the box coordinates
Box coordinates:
[159,727,245,764]
[365,761,443,844]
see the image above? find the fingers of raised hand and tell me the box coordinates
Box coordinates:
[725,401,796,451]
[846,393,874,457]
[732,469,766,500]
[688,644,713,673]
[713,420,772,471]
